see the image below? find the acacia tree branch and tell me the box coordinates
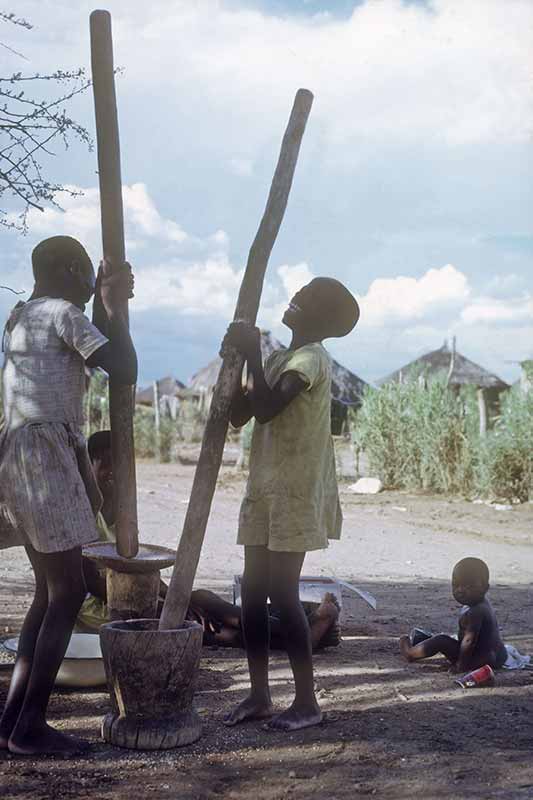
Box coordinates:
[0,284,25,294]
[0,71,93,230]
[0,41,29,60]
[0,14,95,230]
[0,12,32,30]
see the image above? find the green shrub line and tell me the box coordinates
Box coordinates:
[78,368,533,502]
[350,379,533,502]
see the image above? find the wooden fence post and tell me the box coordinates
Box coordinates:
[153,380,161,462]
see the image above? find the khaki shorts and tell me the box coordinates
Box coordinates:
[237,494,331,553]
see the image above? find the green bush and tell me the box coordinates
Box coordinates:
[352,378,475,492]
[84,369,109,437]
[475,388,533,501]
[159,416,179,462]
[133,406,157,459]
[132,407,179,461]
[85,371,179,461]
[352,379,533,500]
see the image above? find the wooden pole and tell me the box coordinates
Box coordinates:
[477,387,487,437]
[91,10,138,558]
[153,380,161,462]
[159,89,313,630]
[446,336,456,387]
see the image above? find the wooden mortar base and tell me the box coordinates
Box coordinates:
[100,618,203,750]
[106,570,160,621]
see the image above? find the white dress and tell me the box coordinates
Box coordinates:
[0,297,108,553]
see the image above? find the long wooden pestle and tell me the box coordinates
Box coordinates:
[90,9,139,559]
[159,88,314,630]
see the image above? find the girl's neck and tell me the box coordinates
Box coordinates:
[289,330,322,350]
[29,284,59,301]
[29,284,83,309]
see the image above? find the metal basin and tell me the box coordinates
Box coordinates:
[4,633,106,689]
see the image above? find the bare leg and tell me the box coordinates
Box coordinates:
[399,633,460,664]
[0,546,48,748]
[268,551,322,732]
[7,546,89,756]
[223,546,274,726]
[190,589,241,629]
[308,593,341,650]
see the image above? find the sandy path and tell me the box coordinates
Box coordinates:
[137,463,533,586]
[2,461,531,591]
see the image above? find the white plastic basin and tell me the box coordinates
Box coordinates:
[4,633,106,689]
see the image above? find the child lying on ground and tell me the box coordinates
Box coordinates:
[222,277,359,731]
[79,431,341,651]
[399,557,507,673]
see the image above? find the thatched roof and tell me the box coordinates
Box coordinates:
[188,331,367,406]
[377,342,509,392]
[136,376,185,406]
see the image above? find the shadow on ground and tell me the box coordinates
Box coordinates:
[1,578,532,800]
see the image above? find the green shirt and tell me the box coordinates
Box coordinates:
[244,343,341,548]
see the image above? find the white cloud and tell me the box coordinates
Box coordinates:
[2,2,530,388]
[123,184,187,243]
[132,258,317,328]
[0,177,314,324]
[9,0,532,163]
[461,295,533,325]
[485,273,526,297]
[358,264,470,327]
[228,158,254,177]
[135,0,532,153]
[12,183,189,263]
[132,256,243,315]
[277,262,315,299]
[19,186,101,253]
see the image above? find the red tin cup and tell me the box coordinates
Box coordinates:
[454,664,495,688]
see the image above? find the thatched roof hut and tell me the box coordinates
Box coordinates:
[188,331,368,433]
[377,340,509,434]
[136,376,186,407]
[377,341,509,392]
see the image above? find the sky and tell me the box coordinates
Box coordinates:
[1,0,532,388]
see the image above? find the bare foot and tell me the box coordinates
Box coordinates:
[399,635,414,662]
[268,701,322,732]
[318,621,341,650]
[223,695,274,727]
[309,593,341,650]
[8,723,90,756]
[0,711,19,750]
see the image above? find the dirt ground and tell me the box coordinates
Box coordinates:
[1,461,532,799]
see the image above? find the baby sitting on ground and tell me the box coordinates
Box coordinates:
[399,557,507,673]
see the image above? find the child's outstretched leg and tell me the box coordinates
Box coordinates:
[268,551,322,731]
[400,634,459,664]
[190,589,242,629]
[309,593,341,650]
[6,546,89,755]
[223,546,274,725]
